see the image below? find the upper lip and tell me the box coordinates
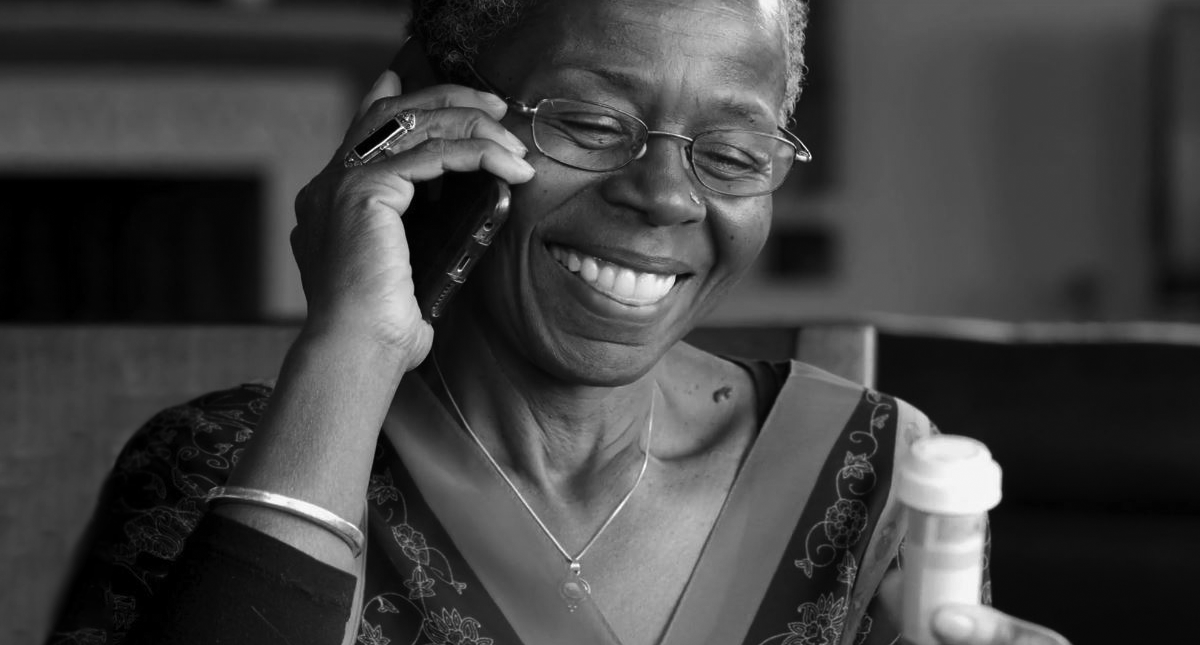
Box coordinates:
[548,241,696,276]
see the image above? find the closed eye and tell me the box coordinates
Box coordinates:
[693,141,771,178]
[542,112,632,150]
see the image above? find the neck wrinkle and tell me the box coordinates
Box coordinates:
[423,317,656,506]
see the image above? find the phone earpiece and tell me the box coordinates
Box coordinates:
[389,37,440,90]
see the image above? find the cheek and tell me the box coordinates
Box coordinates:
[714,204,772,276]
[479,165,595,296]
[507,161,594,233]
[488,170,568,262]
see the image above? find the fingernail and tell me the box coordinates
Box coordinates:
[503,131,527,156]
[368,71,388,94]
[514,157,536,179]
[934,610,975,641]
[485,93,508,110]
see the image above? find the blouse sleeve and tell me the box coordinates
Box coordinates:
[122,513,355,645]
[45,385,356,645]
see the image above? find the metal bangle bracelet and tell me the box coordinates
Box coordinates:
[343,110,417,168]
[205,486,365,558]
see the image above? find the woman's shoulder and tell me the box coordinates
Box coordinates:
[122,381,276,452]
[48,382,279,643]
[774,359,938,447]
[110,381,277,499]
[97,381,279,576]
[654,343,765,460]
[663,343,936,436]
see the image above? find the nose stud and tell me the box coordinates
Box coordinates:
[689,190,702,206]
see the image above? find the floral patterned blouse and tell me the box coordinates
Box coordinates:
[47,360,985,645]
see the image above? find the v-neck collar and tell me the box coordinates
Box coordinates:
[658,363,861,645]
[381,361,862,645]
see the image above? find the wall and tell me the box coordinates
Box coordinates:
[3,2,1187,325]
[711,0,1189,323]
[0,70,353,321]
[0,2,406,323]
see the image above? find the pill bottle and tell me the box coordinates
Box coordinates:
[896,435,1002,645]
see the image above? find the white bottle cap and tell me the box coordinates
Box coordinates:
[896,435,1002,515]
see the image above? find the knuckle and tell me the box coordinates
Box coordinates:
[416,137,452,157]
[364,95,397,117]
[479,139,513,158]
[294,184,310,215]
[436,84,475,106]
[329,176,365,214]
[464,109,493,134]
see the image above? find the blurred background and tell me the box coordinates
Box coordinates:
[3,0,1199,325]
[3,0,1200,643]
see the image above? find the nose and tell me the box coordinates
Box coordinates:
[604,133,706,227]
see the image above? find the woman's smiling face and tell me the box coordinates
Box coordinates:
[463,0,790,385]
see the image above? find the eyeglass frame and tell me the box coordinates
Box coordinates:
[462,62,813,197]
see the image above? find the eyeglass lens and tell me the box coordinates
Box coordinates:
[530,99,798,197]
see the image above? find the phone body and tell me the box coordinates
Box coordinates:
[387,40,513,322]
[406,173,511,322]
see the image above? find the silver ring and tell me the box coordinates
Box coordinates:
[343,110,417,168]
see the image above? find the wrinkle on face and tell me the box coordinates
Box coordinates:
[465,0,786,384]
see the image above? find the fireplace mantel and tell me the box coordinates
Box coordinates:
[0,2,407,76]
[0,2,410,321]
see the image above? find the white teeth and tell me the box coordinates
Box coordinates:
[597,265,617,291]
[633,272,659,300]
[614,268,637,295]
[549,244,678,306]
[580,256,599,282]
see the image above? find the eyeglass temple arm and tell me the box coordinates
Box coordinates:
[779,128,813,163]
[463,61,537,117]
[463,59,809,162]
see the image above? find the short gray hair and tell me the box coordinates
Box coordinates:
[413,0,809,121]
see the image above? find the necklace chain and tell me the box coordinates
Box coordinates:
[430,353,654,574]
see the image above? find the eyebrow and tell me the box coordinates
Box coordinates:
[708,96,774,125]
[558,65,641,95]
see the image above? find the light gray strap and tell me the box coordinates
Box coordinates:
[661,362,865,645]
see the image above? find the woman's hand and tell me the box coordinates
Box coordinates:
[291,70,535,372]
[215,71,537,572]
[879,570,1071,645]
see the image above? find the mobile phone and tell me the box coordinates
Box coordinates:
[406,173,512,322]
[385,40,513,322]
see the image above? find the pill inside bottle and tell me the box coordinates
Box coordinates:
[896,435,1002,645]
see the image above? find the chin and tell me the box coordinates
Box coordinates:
[462,284,682,387]
[458,227,747,386]
[536,336,672,387]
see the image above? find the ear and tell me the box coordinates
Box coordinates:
[389,36,440,93]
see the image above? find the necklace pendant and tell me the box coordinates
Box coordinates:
[559,561,591,612]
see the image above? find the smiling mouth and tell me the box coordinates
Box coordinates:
[548,244,679,307]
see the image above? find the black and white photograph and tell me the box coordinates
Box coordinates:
[3,1,1198,644]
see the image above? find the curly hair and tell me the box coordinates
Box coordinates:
[412,0,809,121]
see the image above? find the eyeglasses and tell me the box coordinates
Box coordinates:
[466,65,812,197]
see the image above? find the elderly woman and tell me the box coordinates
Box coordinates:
[49,1,1068,644]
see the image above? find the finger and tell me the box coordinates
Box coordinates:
[877,569,904,631]
[933,605,1071,645]
[376,138,536,190]
[289,225,304,266]
[357,70,402,119]
[368,84,508,123]
[379,107,526,158]
[341,88,513,168]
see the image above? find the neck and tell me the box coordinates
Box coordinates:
[421,314,656,504]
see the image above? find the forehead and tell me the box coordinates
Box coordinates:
[490,0,789,122]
